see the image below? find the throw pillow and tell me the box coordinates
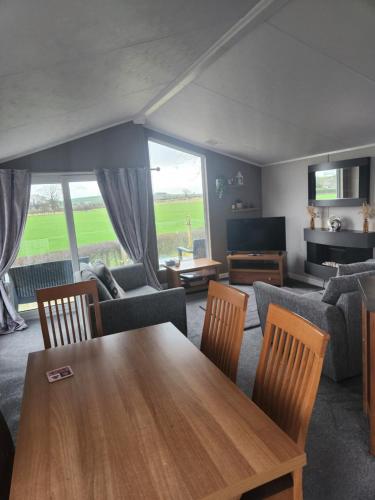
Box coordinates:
[322,270,375,305]
[80,268,113,301]
[91,261,126,299]
[337,261,375,276]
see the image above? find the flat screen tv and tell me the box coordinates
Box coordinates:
[227,217,286,252]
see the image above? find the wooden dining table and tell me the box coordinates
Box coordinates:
[10,322,306,500]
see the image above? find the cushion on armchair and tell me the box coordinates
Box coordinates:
[80,268,113,301]
[91,261,126,299]
[322,270,375,305]
[337,261,375,276]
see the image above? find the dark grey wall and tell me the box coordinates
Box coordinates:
[1,122,262,273]
[262,148,375,278]
[0,122,146,172]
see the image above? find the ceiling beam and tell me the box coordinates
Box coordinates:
[133,0,290,122]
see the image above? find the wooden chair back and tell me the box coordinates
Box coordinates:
[36,280,103,349]
[253,304,329,449]
[201,280,248,382]
[0,410,14,500]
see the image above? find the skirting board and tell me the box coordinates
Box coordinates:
[288,272,325,288]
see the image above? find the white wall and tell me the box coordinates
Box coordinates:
[262,147,375,277]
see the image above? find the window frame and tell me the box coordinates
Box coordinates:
[147,138,212,264]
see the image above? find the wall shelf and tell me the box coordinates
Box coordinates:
[231,207,260,213]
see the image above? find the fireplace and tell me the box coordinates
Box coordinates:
[304,228,375,280]
[306,242,372,279]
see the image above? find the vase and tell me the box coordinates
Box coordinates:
[363,218,369,233]
[310,217,315,230]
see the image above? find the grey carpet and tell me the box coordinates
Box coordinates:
[1,279,374,499]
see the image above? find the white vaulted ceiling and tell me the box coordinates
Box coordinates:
[0,0,257,161]
[147,0,375,164]
[2,0,375,165]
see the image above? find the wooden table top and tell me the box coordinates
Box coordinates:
[10,323,305,500]
[165,258,221,272]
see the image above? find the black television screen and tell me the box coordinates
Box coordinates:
[227,217,286,252]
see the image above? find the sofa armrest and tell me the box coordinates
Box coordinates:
[97,287,187,336]
[253,281,345,333]
[111,263,147,291]
[336,291,362,377]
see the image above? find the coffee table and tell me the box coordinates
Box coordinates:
[165,258,221,292]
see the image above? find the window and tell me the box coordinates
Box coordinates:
[10,175,130,312]
[69,181,130,267]
[14,184,69,267]
[148,140,209,264]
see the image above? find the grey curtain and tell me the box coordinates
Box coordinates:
[95,167,161,289]
[0,169,31,334]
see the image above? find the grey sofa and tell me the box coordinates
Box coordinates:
[84,263,187,336]
[253,268,375,382]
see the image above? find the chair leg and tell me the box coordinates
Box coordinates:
[292,468,303,500]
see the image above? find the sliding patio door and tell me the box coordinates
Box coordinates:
[11,183,71,311]
[9,175,130,312]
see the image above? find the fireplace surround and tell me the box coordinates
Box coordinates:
[304,228,375,280]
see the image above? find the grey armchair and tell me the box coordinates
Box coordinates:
[253,281,362,382]
[94,263,187,336]
[177,238,206,260]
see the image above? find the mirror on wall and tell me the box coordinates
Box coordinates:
[315,166,359,201]
[308,157,370,207]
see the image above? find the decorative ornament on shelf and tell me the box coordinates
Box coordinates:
[307,205,318,230]
[359,202,375,233]
[328,216,343,232]
[215,176,227,199]
[235,171,244,185]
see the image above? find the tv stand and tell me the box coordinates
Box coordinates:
[227,252,287,286]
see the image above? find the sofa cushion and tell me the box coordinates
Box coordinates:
[80,268,113,301]
[322,270,375,305]
[337,261,375,276]
[124,285,158,298]
[91,261,126,299]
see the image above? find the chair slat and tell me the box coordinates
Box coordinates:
[36,281,103,349]
[54,299,64,347]
[80,294,88,341]
[201,281,248,382]
[67,297,77,343]
[47,300,57,348]
[74,295,83,342]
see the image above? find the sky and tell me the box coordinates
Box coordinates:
[149,140,203,195]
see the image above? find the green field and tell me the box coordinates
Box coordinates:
[18,199,205,257]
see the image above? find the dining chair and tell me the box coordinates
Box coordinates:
[0,410,14,500]
[242,303,329,499]
[200,280,248,382]
[36,280,103,349]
